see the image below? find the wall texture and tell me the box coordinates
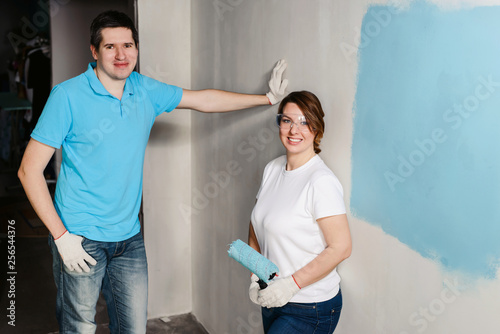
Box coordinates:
[352,0,500,281]
[186,1,500,334]
[190,1,355,333]
[138,0,192,319]
[348,1,500,333]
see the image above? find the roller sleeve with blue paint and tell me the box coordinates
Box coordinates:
[228,239,279,289]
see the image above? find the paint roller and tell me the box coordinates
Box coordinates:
[228,239,279,289]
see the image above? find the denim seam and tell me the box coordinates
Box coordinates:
[54,236,70,333]
[105,266,122,333]
[57,238,66,332]
[114,240,126,257]
[328,307,334,333]
[313,302,320,334]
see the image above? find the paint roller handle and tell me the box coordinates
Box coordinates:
[257,272,277,289]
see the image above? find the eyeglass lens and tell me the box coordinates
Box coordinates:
[276,115,309,131]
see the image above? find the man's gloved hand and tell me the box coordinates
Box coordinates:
[266,59,289,105]
[257,275,300,308]
[54,231,97,273]
[249,273,261,305]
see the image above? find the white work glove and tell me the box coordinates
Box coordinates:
[249,273,261,305]
[257,276,300,308]
[54,231,97,273]
[266,59,289,105]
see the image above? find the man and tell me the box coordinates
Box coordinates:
[17,10,287,334]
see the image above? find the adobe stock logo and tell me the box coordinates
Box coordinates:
[340,6,402,63]
[178,116,278,224]
[72,118,116,164]
[384,75,500,192]
[213,0,244,21]
[7,0,71,53]
[399,278,461,334]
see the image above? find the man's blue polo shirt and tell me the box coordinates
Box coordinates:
[32,63,183,241]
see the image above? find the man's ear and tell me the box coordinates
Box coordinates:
[90,45,98,60]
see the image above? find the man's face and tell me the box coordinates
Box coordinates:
[90,27,138,82]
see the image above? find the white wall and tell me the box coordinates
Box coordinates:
[138,0,192,319]
[190,2,355,332]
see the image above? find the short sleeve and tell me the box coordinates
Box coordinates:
[136,75,183,116]
[31,85,72,149]
[311,174,346,220]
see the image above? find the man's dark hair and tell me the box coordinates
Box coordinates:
[90,10,138,49]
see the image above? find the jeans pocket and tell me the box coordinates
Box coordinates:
[80,237,99,261]
[80,236,90,251]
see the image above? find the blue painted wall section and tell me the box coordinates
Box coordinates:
[351,1,500,279]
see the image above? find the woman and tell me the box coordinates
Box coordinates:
[248,91,352,334]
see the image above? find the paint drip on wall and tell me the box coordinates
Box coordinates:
[351,0,500,279]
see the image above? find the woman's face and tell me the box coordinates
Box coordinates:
[279,103,316,156]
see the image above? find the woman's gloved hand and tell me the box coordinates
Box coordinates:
[257,275,300,308]
[249,273,261,305]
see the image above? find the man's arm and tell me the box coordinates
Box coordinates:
[18,139,66,238]
[177,59,288,112]
[178,89,269,113]
[18,139,97,272]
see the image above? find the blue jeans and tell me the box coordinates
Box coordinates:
[262,289,343,334]
[49,232,148,334]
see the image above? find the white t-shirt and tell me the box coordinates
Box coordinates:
[251,155,346,303]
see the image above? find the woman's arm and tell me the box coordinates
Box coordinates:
[292,213,352,289]
[248,222,261,253]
